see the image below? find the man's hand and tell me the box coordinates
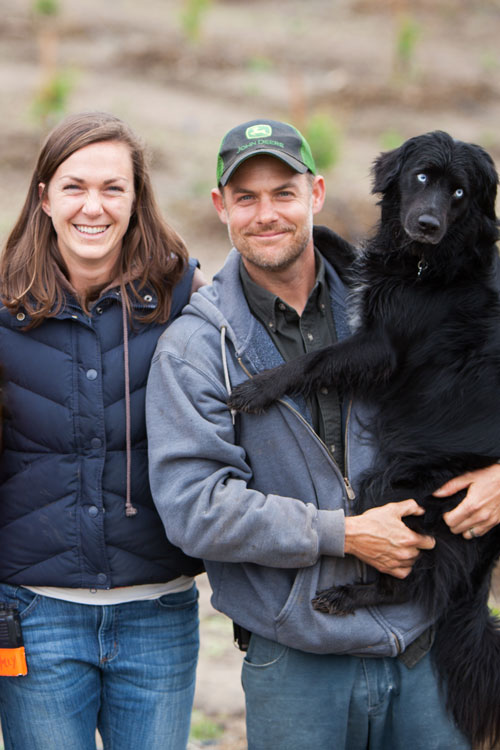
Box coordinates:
[435,463,500,539]
[344,500,435,579]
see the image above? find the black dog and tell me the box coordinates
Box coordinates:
[228,131,500,747]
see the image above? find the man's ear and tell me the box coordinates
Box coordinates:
[311,175,326,215]
[38,183,51,217]
[211,187,228,225]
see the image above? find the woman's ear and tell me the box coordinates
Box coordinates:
[38,183,51,217]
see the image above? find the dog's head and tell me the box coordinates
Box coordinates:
[372,131,498,246]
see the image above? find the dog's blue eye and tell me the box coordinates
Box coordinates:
[453,188,464,199]
[417,173,427,183]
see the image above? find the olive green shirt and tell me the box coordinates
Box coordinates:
[240,252,344,470]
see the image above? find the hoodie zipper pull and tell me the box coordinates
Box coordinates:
[344,477,355,501]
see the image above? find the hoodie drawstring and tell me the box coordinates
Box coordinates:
[122,298,137,517]
[220,326,236,426]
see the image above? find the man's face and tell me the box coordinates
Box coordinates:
[211,155,325,274]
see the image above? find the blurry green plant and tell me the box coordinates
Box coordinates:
[480,50,499,72]
[394,15,420,79]
[380,129,404,151]
[189,710,224,742]
[180,0,212,43]
[33,0,59,15]
[303,113,341,172]
[31,0,74,127]
[32,70,74,126]
[247,56,273,73]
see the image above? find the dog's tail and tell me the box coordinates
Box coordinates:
[433,578,500,747]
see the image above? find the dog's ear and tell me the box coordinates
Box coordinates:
[468,144,498,221]
[371,142,410,195]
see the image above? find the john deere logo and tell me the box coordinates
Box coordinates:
[246,124,272,139]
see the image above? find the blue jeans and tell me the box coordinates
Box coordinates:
[0,583,199,750]
[242,634,471,750]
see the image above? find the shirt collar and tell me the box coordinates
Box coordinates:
[239,248,328,329]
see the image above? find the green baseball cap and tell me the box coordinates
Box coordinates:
[216,118,316,186]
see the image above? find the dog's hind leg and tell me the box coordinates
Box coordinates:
[432,529,500,747]
[434,578,500,746]
[312,573,411,615]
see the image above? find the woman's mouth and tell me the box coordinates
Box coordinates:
[74,225,108,236]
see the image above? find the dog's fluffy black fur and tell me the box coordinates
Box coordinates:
[228,131,500,747]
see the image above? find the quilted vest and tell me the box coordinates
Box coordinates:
[0,261,202,588]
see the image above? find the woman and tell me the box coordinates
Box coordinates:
[0,112,205,749]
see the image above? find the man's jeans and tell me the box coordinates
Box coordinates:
[0,583,199,750]
[242,633,471,750]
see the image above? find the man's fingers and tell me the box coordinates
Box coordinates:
[398,499,425,517]
[416,534,436,550]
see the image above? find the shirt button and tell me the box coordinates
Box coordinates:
[320,387,329,395]
[86,369,98,380]
[307,333,314,341]
[97,573,107,585]
[16,312,25,321]
[88,505,99,517]
[95,307,103,314]
[144,294,153,303]
[330,444,336,454]
[278,302,286,311]
[91,437,102,449]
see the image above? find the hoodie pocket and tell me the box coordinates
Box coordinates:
[274,556,397,657]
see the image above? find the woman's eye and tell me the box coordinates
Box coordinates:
[453,187,464,199]
[417,173,427,183]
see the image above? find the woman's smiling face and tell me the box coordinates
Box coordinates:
[40,140,135,283]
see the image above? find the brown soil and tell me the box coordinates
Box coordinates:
[2,1,500,747]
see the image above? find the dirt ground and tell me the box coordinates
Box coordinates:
[2,0,500,747]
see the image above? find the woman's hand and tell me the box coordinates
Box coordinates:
[435,463,500,539]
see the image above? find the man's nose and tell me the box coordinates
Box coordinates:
[255,196,278,223]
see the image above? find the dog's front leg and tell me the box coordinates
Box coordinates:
[228,327,396,414]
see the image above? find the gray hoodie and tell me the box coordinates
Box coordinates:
[146,228,435,656]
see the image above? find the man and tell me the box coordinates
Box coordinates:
[146,119,500,749]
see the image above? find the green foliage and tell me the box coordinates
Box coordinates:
[303,113,341,172]
[33,0,59,16]
[180,0,212,43]
[32,70,74,125]
[394,15,420,79]
[247,56,273,73]
[380,129,404,151]
[189,710,224,742]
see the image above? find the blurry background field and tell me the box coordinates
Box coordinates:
[2,1,500,746]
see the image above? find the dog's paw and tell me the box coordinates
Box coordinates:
[228,379,274,414]
[312,586,356,616]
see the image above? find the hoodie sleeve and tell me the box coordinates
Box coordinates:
[146,318,346,568]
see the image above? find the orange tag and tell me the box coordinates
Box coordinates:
[0,647,28,676]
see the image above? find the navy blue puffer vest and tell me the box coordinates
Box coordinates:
[0,260,202,588]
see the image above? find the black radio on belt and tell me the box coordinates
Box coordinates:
[0,603,28,676]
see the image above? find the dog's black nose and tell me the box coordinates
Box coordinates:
[418,214,441,232]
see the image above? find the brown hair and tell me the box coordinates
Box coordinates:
[0,111,189,325]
